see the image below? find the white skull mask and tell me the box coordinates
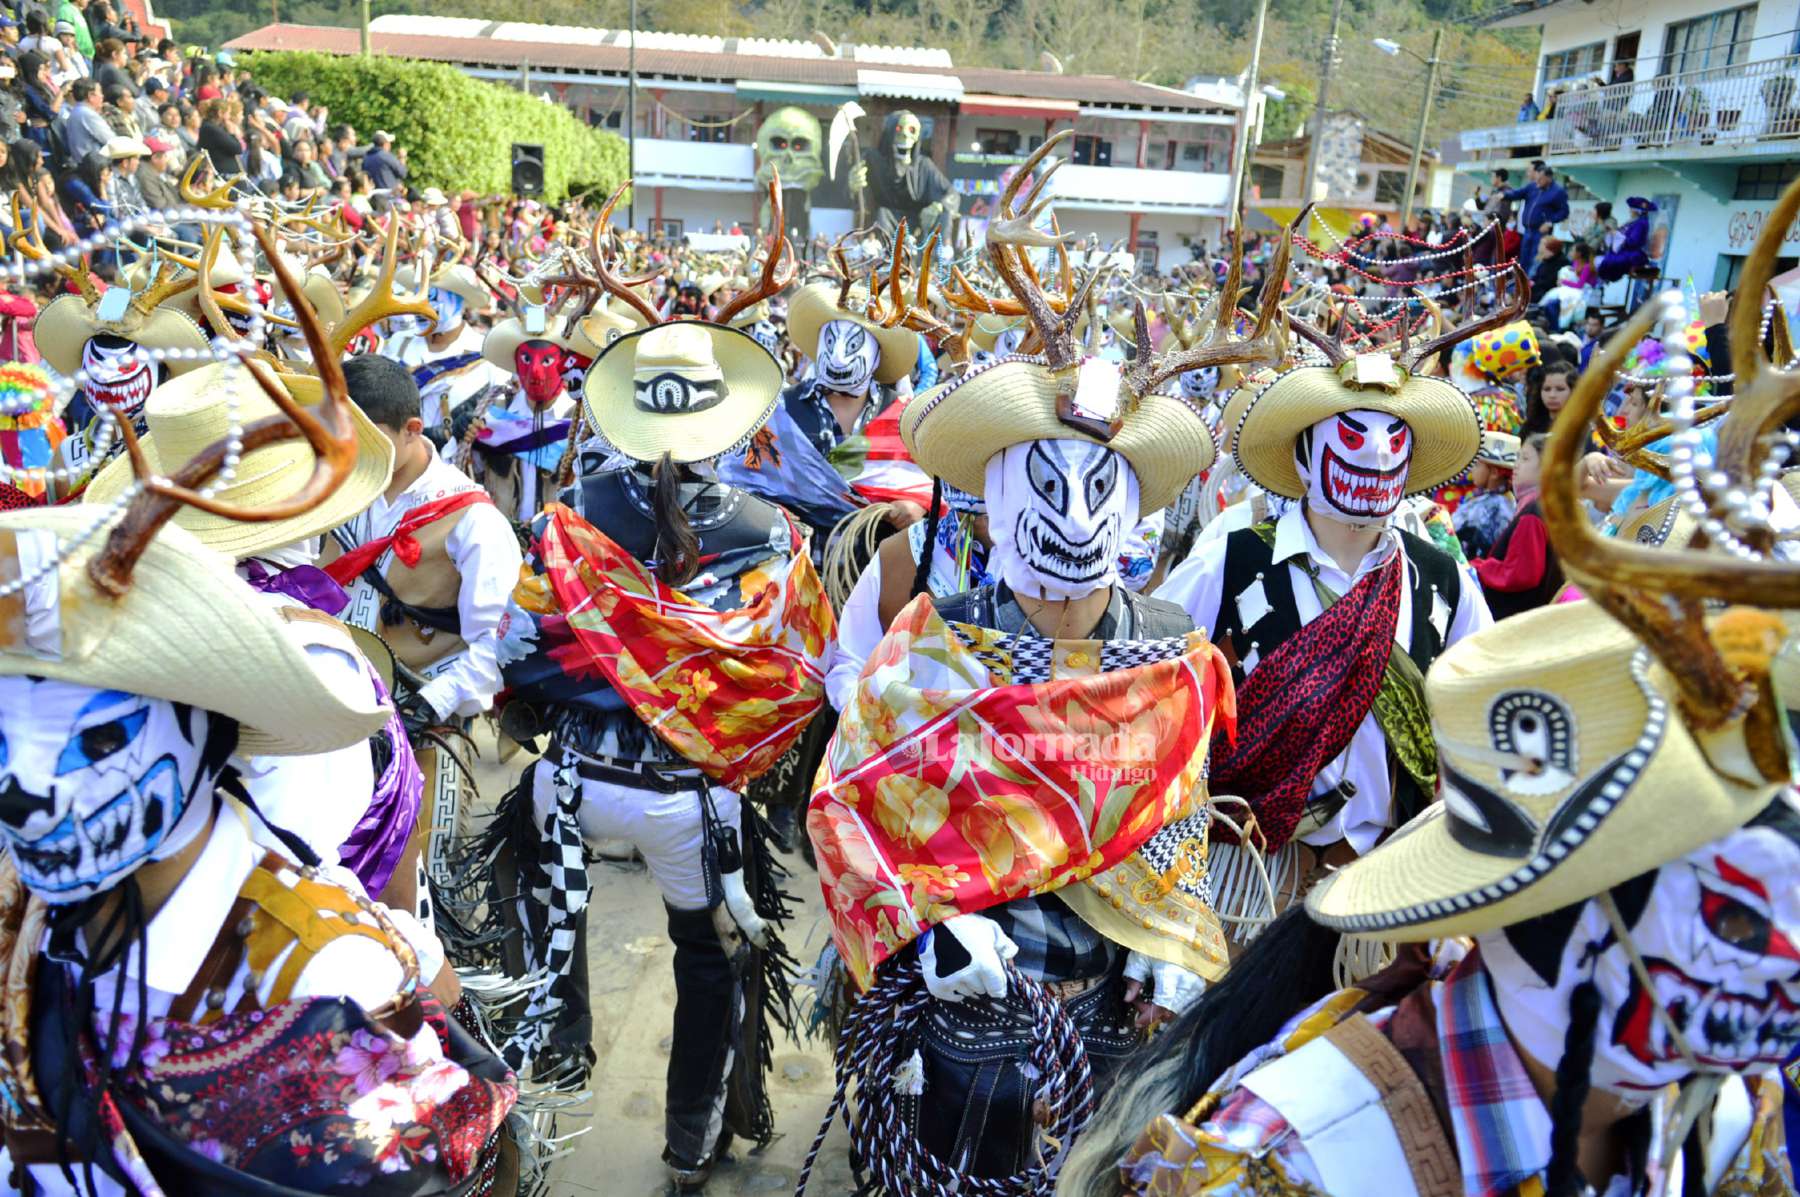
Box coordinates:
[750,319,781,356]
[1481,807,1800,1105]
[80,335,160,424]
[427,285,467,333]
[1298,409,1413,526]
[985,438,1140,601]
[1178,366,1218,402]
[0,677,225,903]
[815,318,879,397]
[972,327,1027,370]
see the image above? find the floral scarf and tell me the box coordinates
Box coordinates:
[515,503,835,789]
[808,594,1234,989]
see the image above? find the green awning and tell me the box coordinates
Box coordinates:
[735,80,857,106]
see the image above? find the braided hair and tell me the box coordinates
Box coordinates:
[1544,979,1602,1197]
[909,476,944,599]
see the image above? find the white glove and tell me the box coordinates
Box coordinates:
[1123,952,1207,1019]
[720,869,770,949]
[920,913,1017,1002]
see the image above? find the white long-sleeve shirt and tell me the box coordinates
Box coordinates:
[381,323,504,429]
[333,454,522,721]
[1156,503,1491,854]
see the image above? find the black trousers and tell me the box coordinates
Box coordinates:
[663,904,736,1170]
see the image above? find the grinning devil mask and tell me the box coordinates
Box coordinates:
[815,318,879,398]
[1480,803,1800,1105]
[1297,409,1413,526]
[0,677,229,903]
[80,334,163,425]
[514,340,567,409]
[985,438,1140,602]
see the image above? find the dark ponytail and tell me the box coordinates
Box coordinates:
[652,450,701,586]
[910,476,943,599]
[1544,979,1601,1197]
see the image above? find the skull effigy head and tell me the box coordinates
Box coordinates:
[754,106,825,192]
[891,111,922,157]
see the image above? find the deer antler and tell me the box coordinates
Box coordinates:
[194,224,303,338]
[10,194,100,305]
[1541,297,1797,738]
[1405,262,1528,373]
[179,154,244,212]
[133,256,199,315]
[88,222,358,596]
[1121,208,1295,400]
[716,171,795,326]
[328,216,436,358]
[587,179,663,326]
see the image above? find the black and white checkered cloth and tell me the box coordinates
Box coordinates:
[502,762,592,1071]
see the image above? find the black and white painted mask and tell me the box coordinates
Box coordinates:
[1481,803,1800,1105]
[80,334,161,425]
[815,318,879,398]
[971,327,1026,370]
[0,677,224,903]
[750,319,781,356]
[1177,366,1218,403]
[984,438,1140,601]
[1297,409,1413,526]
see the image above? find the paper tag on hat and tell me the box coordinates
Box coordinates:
[1056,359,1124,441]
[523,304,548,336]
[1342,353,1401,392]
[97,285,133,325]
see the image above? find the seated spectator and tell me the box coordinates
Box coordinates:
[49,22,90,88]
[93,37,132,95]
[102,82,143,139]
[61,79,115,167]
[196,95,243,175]
[137,134,182,210]
[288,135,329,191]
[1474,433,1562,617]
[60,149,114,234]
[104,134,148,212]
[1529,234,1569,304]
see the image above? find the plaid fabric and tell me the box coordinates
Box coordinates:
[989,893,1115,981]
[1437,955,1553,1197]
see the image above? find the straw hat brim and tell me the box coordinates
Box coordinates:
[900,357,1215,514]
[581,322,784,466]
[482,316,585,371]
[82,367,395,559]
[0,507,390,756]
[1233,365,1481,500]
[786,283,916,385]
[35,295,212,380]
[1305,602,1781,939]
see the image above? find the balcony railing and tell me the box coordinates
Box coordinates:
[1460,123,1550,154]
[1536,53,1800,156]
[631,138,757,190]
[1048,163,1230,213]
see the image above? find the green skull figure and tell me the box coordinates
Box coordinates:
[755,107,824,233]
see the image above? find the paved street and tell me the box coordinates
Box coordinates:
[466,737,855,1196]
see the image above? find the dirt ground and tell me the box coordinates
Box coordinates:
[466,735,856,1197]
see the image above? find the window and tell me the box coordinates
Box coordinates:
[1250,162,1285,198]
[974,128,1021,155]
[1543,40,1607,85]
[1661,5,1758,76]
[1374,169,1409,205]
[1071,135,1113,166]
[1716,252,1797,288]
[1176,126,1232,173]
[1735,161,1800,199]
[687,123,731,143]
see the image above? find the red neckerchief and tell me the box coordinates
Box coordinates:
[322,490,492,585]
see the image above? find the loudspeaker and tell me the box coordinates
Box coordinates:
[511,143,545,196]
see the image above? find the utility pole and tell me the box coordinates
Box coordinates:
[1229,0,1270,236]
[1298,0,1345,208]
[627,0,638,230]
[1400,28,1445,234]
[521,59,530,94]
[359,0,370,56]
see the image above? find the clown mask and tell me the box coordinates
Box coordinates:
[1481,802,1800,1104]
[750,319,781,357]
[1298,409,1413,526]
[81,334,162,424]
[515,340,567,410]
[984,438,1140,602]
[0,677,227,903]
[815,319,879,398]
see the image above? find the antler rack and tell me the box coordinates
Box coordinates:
[88,222,358,596]
[580,179,663,327]
[716,171,796,326]
[325,217,436,358]
[10,195,100,306]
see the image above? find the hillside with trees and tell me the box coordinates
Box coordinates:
[170,0,1536,145]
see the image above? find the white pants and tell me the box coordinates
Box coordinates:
[528,759,740,912]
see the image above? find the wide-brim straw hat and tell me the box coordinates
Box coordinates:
[582,321,783,465]
[573,296,652,357]
[785,282,916,385]
[395,261,490,317]
[900,358,1215,515]
[967,313,1025,353]
[1476,430,1520,468]
[1306,600,1790,939]
[482,310,588,371]
[34,293,211,381]
[1234,361,1481,500]
[84,363,394,559]
[0,507,390,757]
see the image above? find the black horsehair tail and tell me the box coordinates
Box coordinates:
[1546,979,1601,1197]
[910,476,943,599]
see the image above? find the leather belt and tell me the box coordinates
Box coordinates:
[547,745,707,794]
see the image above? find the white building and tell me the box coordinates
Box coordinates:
[1458,0,1800,291]
[229,17,1244,274]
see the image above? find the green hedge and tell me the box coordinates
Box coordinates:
[243,50,628,204]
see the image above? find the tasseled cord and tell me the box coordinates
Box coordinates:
[910,477,944,599]
[1545,979,1602,1197]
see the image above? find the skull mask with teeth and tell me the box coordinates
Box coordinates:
[80,334,163,427]
[1480,804,1800,1105]
[0,677,231,904]
[985,438,1140,602]
[814,319,879,398]
[1297,409,1413,527]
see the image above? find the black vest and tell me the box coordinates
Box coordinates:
[1482,499,1565,620]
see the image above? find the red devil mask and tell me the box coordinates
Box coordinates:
[515,340,566,410]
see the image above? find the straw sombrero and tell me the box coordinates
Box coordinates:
[395,261,490,315]
[900,357,1215,515]
[0,507,390,757]
[574,295,652,356]
[1306,600,1791,939]
[1234,356,1481,500]
[967,313,1025,353]
[582,321,783,465]
[84,363,394,559]
[785,282,916,385]
[1476,430,1520,468]
[34,293,211,381]
[482,304,591,371]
